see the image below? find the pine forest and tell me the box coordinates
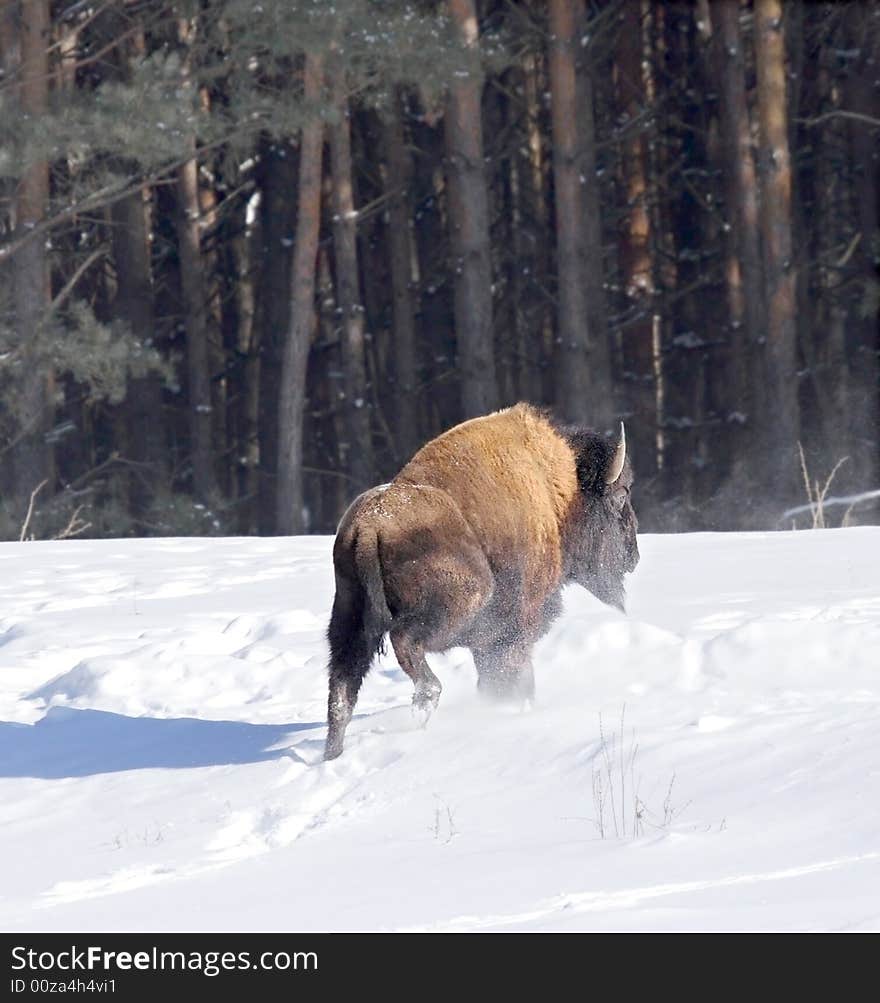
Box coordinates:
[1,0,878,539]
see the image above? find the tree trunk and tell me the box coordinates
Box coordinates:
[576,17,610,415]
[483,76,515,405]
[330,65,373,498]
[218,193,258,533]
[174,21,215,502]
[256,138,298,533]
[106,22,165,514]
[710,0,764,445]
[615,0,657,478]
[352,110,395,476]
[382,91,420,461]
[194,93,227,501]
[754,0,800,490]
[11,0,53,513]
[549,0,612,427]
[176,145,215,502]
[111,188,165,509]
[522,51,554,405]
[502,63,541,404]
[276,53,324,535]
[315,242,350,525]
[410,116,457,433]
[0,3,16,84]
[444,0,498,418]
[804,35,850,463]
[0,0,16,250]
[843,4,879,491]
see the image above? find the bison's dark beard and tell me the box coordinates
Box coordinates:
[583,573,626,613]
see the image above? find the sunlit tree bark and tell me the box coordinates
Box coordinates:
[10,0,53,511]
[754,0,800,487]
[444,0,498,418]
[549,0,612,427]
[330,60,373,497]
[615,0,657,477]
[276,53,325,534]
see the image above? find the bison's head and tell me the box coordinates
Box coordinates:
[560,423,639,611]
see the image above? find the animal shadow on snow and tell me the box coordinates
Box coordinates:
[0,707,321,779]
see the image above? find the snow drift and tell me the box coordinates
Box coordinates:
[0,528,878,931]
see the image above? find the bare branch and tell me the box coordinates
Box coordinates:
[798,109,880,129]
[48,246,107,317]
[53,505,92,540]
[795,443,849,529]
[19,479,48,542]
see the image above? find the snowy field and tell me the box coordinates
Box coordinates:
[1,527,878,933]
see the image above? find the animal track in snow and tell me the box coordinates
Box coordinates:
[405,850,880,932]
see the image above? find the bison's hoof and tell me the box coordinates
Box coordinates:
[412,686,440,728]
[323,741,344,761]
[411,702,433,729]
[413,685,441,708]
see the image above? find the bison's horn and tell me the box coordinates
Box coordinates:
[605,422,626,484]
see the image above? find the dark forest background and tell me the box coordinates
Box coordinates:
[1,0,878,540]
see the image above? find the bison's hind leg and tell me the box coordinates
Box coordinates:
[391,631,442,724]
[325,668,362,761]
[324,589,377,761]
[382,542,493,724]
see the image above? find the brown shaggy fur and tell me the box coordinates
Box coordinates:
[324,403,638,760]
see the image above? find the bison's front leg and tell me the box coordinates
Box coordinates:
[473,639,535,703]
[391,631,442,721]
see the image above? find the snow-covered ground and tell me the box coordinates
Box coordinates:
[1,528,878,932]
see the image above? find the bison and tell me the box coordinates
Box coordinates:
[323,402,638,760]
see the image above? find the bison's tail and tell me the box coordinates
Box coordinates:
[327,526,392,675]
[353,526,393,659]
[325,527,391,760]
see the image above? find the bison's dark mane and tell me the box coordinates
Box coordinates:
[548,419,622,496]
